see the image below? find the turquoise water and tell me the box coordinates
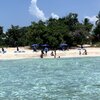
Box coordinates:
[0,57,100,100]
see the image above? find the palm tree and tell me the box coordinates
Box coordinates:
[96,11,100,26]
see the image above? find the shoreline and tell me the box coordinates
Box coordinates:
[1,47,100,60]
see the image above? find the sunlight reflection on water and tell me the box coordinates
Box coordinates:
[0,57,100,100]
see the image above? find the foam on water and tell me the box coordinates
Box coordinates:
[0,57,100,100]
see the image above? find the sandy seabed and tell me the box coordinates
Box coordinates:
[0,47,100,60]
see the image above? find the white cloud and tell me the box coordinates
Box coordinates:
[85,16,98,24]
[29,0,47,21]
[51,13,59,19]
[29,0,59,21]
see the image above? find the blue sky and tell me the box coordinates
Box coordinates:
[0,0,100,31]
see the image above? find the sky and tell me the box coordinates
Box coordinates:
[0,0,100,31]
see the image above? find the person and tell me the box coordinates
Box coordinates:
[51,51,54,56]
[40,53,43,58]
[40,49,44,58]
[84,49,87,55]
[81,45,83,49]
[17,46,19,51]
[81,48,87,55]
[2,48,5,53]
[54,49,56,58]
[79,50,81,55]
[33,46,37,52]
[44,47,48,55]
[58,56,60,58]
[41,49,44,54]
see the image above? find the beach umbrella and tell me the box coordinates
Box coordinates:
[31,44,39,51]
[41,44,49,47]
[59,43,68,50]
[59,43,68,47]
[31,44,39,47]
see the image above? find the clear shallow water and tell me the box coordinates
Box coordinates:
[0,57,100,100]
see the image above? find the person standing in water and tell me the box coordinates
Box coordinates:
[54,49,56,58]
[40,49,44,58]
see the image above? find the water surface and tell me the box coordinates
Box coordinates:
[0,57,100,100]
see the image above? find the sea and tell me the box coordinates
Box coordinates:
[0,57,100,100]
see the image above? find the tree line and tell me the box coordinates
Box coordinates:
[0,12,100,48]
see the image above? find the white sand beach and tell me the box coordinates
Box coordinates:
[0,47,100,60]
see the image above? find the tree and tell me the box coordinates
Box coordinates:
[64,13,79,31]
[0,12,95,47]
[6,25,22,46]
[96,11,100,26]
[0,26,5,46]
[93,11,100,42]
[83,18,93,32]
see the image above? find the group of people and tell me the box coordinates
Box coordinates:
[40,47,49,58]
[0,47,25,54]
[79,48,87,55]
[40,48,57,58]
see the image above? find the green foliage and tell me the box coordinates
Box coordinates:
[0,12,98,47]
[93,11,100,43]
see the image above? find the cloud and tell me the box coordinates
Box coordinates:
[51,13,59,19]
[85,16,98,24]
[29,0,59,21]
[29,0,47,21]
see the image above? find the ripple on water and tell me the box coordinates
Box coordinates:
[0,57,100,99]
